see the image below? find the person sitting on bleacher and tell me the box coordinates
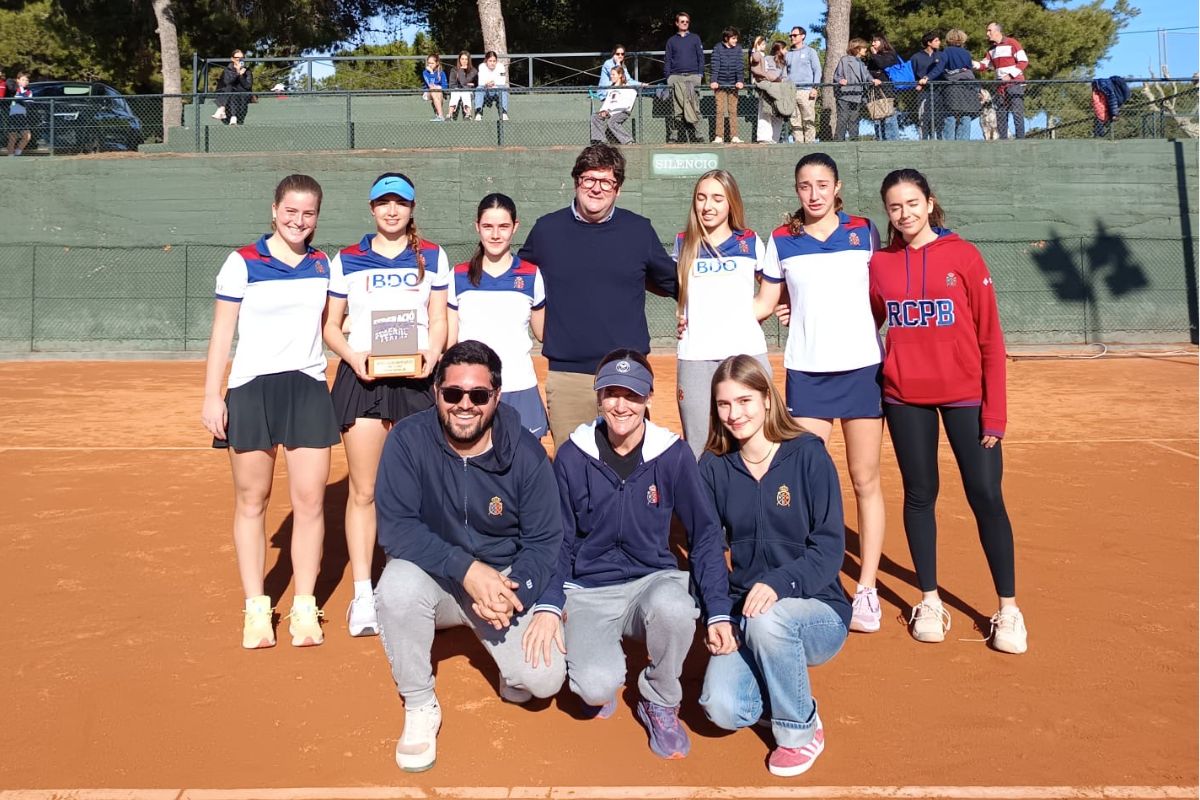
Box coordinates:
[590,66,637,145]
[474,51,509,122]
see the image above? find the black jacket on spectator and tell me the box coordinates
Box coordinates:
[216,63,252,123]
[449,66,477,89]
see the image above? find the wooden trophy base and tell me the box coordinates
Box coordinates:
[368,353,423,378]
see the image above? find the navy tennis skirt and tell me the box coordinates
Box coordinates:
[785,363,883,420]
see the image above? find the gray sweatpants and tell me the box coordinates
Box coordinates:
[563,569,699,708]
[376,558,566,707]
[677,354,772,460]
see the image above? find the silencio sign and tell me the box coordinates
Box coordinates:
[651,152,720,177]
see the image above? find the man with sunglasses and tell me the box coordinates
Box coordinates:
[519,143,677,448]
[373,339,566,773]
[785,27,821,142]
[663,10,705,141]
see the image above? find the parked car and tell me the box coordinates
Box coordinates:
[26,81,144,153]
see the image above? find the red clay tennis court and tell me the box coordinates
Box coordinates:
[1,354,1195,798]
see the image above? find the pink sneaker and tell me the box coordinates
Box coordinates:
[768,719,825,777]
[850,586,881,633]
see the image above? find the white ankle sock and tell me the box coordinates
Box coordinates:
[353,579,373,599]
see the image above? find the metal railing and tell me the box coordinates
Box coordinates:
[0,78,1192,156]
[0,237,1194,353]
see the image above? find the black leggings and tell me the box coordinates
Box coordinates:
[884,403,1016,597]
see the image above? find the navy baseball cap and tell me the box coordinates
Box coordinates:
[369,175,416,203]
[594,357,653,397]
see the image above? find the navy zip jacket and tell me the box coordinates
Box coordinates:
[700,434,851,628]
[911,49,945,82]
[532,420,733,624]
[710,42,745,85]
[374,402,564,610]
[518,206,677,374]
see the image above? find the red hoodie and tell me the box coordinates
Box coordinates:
[869,229,1007,437]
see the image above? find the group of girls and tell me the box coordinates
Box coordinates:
[201,154,1027,772]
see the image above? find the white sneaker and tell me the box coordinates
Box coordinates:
[909,600,951,643]
[474,112,482,121]
[731,136,744,143]
[211,107,226,120]
[712,136,724,143]
[499,680,533,704]
[989,607,1028,654]
[395,698,442,772]
[347,594,378,637]
[228,116,238,126]
[501,112,509,121]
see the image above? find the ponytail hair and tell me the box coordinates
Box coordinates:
[369,171,425,281]
[469,193,518,286]
[786,152,843,235]
[272,173,323,246]
[879,168,946,245]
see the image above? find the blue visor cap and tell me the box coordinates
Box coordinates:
[594,358,653,397]
[369,175,416,203]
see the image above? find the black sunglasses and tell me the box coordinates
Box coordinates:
[439,386,495,405]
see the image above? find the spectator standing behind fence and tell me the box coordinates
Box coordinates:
[422,54,448,122]
[599,45,642,89]
[785,27,821,143]
[664,10,704,142]
[709,27,745,143]
[911,32,945,140]
[974,22,1028,139]
[516,144,677,447]
[447,52,477,121]
[474,51,509,121]
[866,35,901,141]
[940,30,981,140]
[213,49,251,126]
[751,39,794,144]
[5,70,31,156]
[591,66,637,145]
[832,39,871,141]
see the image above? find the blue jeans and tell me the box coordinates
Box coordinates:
[874,115,899,140]
[699,597,847,748]
[941,115,973,140]
[474,87,508,114]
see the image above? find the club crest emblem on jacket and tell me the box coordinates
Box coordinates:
[776,484,791,507]
[488,496,504,516]
[848,232,860,247]
[946,271,957,287]
[315,261,325,274]
[646,484,659,505]
[739,239,750,254]
[513,276,525,290]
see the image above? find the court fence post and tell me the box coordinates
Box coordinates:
[193,92,202,152]
[48,98,56,157]
[345,93,354,150]
[1081,236,1094,343]
[30,245,36,352]
[183,244,189,349]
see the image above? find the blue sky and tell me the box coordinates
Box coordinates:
[780,0,1199,78]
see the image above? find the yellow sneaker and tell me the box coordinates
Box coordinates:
[242,595,275,650]
[288,595,325,647]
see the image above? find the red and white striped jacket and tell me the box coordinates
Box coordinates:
[978,36,1028,82]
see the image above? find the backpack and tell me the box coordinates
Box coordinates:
[884,58,915,90]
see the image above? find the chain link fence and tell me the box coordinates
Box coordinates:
[3,78,1194,156]
[1,238,1193,354]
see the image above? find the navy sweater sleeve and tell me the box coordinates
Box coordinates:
[516,220,540,266]
[758,444,845,600]
[646,221,679,298]
[672,443,733,622]
[532,447,580,614]
[508,444,566,610]
[375,428,476,584]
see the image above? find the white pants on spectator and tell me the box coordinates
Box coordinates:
[757,100,785,143]
[448,91,472,114]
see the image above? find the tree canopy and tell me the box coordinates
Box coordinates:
[818,0,1138,79]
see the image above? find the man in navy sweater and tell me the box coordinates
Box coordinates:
[911,30,946,140]
[664,10,705,141]
[517,143,677,446]
[374,340,566,773]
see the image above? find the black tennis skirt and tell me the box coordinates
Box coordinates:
[213,371,340,451]
[330,359,434,431]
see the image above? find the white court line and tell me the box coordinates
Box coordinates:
[1,788,1197,800]
[1145,441,1200,460]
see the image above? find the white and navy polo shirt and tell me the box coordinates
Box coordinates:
[762,211,883,373]
[328,233,450,353]
[447,257,546,392]
[673,229,775,361]
[214,235,331,389]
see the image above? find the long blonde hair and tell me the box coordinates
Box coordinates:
[705,355,805,456]
[676,169,747,314]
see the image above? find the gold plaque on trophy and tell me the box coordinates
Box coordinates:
[367,310,422,378]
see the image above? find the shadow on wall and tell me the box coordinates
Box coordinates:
[1031,221,1150,304]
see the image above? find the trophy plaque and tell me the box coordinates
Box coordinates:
[367,309,423,378]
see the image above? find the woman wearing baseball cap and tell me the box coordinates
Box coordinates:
[521,349,735,761]
[323,172,450,639]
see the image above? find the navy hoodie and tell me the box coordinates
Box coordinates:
[374,402,563,610]
[700,434,851,628]
[532,419,733,624]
